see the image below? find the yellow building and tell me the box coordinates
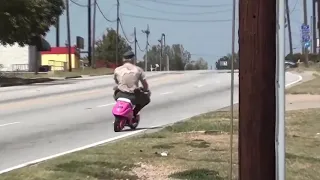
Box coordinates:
[41,47,80,71]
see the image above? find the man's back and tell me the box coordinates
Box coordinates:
[114,63,145,93]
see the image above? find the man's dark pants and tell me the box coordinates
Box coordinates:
[114,90,150,116]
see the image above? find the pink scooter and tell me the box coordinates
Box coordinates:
[112,88,149,132]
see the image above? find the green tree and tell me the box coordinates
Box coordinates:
[140,43,192,71]
[194,57,208,70]
[184,63,195,70]
[94,28,132,64]
[0,0,65,46]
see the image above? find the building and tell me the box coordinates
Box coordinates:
[0,43,38,72]
[40,47,80,71]
[0,37,51,72]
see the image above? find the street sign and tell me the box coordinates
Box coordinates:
[304,42,311,48]
[301,24,311,43]
[302,34,311,42]
[301,24,310,30]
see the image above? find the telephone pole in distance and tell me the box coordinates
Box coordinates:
[142,25,150,71]
[66,0,72,72]
[88,0,92,66]
[116,0,120,66]
[134,27,137,65]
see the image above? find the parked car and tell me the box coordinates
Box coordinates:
[285,60,298,69]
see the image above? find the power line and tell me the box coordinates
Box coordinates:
[137,41,145,52]
[96,1,117,22]
[290,0,299,14]
[124,1,232,15]
[70,0,93,7]
[132,0,231,8]
[121,13,232,23]
[119,19,135,44]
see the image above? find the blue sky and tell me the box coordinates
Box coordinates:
[45,0,313,67]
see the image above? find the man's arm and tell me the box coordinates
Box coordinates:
[139,70,149,91]
[114,73,119,84]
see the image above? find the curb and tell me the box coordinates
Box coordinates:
[65,76,83,79]
[0,78,55,87]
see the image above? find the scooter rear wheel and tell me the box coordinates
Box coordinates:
[129,116,140,130]
[114,117,126,132]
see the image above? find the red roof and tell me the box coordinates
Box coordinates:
[41,47,77,55]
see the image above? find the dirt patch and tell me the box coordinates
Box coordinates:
[219,94,320,112]
[286,94,320,110]
[132,162,182,180]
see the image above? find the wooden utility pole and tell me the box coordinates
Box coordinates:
[116,0,120,66]
[238,0,276,179]
[142,25,150,71]
[88,0,92,66]
[318,0,320,59]
[312,0,317,53]
[303,0,309,66]
[134,27,137,65]
[66,0,72,72]
[92,0,97,68]
[158,37,163,71]
[56,16,60,47]
[285,0,293,56]
[162,33,168,70]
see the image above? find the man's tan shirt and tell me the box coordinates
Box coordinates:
[114,63,146,93]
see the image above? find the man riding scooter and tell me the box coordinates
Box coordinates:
[113,51,151,125]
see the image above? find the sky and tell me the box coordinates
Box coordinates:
[45,0,313,68]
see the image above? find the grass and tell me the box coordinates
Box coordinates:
[48,67,113,77]
[289,63,320,73]
[0,109,319,180]
[286,74,320,94]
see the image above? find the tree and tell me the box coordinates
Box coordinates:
[0,0,65,46]
[194,57,208,70]
[140,43,192,71]
[94,28,132,64]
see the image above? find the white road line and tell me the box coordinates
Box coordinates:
[285,72,303,87]
[0,130,145,175]
[232,72,303,105]
[160,91,174,95]
[0,122,21,127]
[97,103,115,108]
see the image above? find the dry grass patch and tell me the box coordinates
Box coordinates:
[286,74,320,94]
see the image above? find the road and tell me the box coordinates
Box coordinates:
[0,70,301,173]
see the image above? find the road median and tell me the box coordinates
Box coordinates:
[0,77,55,87]
[0,67,114,87]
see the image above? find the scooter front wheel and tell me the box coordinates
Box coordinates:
[114,116,126,132]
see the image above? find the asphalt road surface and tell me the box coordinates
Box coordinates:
[0,70,301,173]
